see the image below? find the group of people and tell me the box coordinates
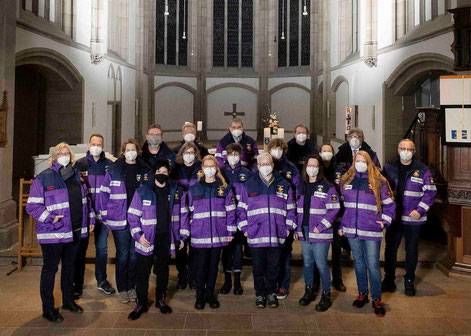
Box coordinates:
[26,118,436,324]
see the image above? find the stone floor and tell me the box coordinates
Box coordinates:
[0,256,469,336]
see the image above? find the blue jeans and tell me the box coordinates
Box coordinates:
[301,226,331,292]
[112,227,138,293]
[94,223,109,284]
[348,237,382,300]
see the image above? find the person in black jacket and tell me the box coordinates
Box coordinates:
[141,123,176,170]
[287,124,319,172]
[172,122,209,159]
[335,128,381,170]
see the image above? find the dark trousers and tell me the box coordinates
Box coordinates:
[112,228,138,292]
[175,240,195,282]
[40,231,81,313]
[252,247,282,297]
[384,222,421,282]
[73,235,89,292]
[313,222,343,283]
[136,233,170,307]
[94,223,110,284]
[277,233,293,290]
[193,247,221,295]
[222,230,244,272]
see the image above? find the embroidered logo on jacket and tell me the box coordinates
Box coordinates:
[47,185,55,191]
[217,186,225,197]
[331,194,338,201]
[175,191,180,200]
[239,174,247,182]
[277,185,284,193]
[285,172,292,179]
[246,144,252,151]
[137,174,142,182]
[197,171,204,177]
[143,174,149,182]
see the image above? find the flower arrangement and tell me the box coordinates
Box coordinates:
[262,105,279,135]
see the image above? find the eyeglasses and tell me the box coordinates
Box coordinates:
[203,165,216,169]
[399,147,415,152]
[306,165,319,168]
[57,152,70,157]
[258,163,272,167]
[183,151,195,155]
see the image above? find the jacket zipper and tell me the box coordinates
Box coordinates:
[355,175,361,236]
[209,184,213,246]
[268,182,272,246]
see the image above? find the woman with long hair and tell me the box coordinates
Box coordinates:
[339,151,395,317]
[182,155,237,310]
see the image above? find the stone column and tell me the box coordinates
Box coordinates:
[62,0,73,37]
[361,0,378,67]
[321,0,331,142]
[0,0,19,250]
[91,0,106,64]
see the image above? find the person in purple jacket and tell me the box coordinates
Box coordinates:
[74,134,116,299]
[237,153,297,309]
[215,118,259,171]
[294,154,341,312]
[220,143,253,295]
[27,142,94,323]
[382,139,436,296]
[183,155,237,310]
[266,138,300,300]
[338,151,396,317]
[100,139,152,304]
[127,160,189,320]
[170,141,202,290]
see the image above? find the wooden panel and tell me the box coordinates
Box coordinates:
[463,207,471,256]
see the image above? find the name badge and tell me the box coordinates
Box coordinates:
[314,192,327,198]
[110,181,121,187]
[143,200,151,206]
[345,185,353,190]
[411,177,423,184]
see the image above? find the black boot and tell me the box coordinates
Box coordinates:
[195,291,205,310]
[220,272,232,294]
[404,279,416,297]
[381,277,397,293]
[298,286,316,306]
[128,303,148,320]
[233,272,243,295]
[42,308,64,323]
[332,278,346,292]
[155,293,173,315]
[206,293,220,309]
[315,291,332,312]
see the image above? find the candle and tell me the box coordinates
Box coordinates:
[264,128,271,151]
[277,128,284,140]
[197,121,203,131]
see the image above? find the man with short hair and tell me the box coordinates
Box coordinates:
[382,139,436,296]
[141,124,176,169]
[75,134,116,297]
[172,122,209,158]
[287,124,318,172]
[215,118,258,171]
[335,128,381,170]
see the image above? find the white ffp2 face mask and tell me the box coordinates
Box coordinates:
[227,155,240,166]
[399,150,413,162]
[183,154,195,164]
[320,152,333,162]
[125,151,137,161]
[184,133,196,142]
[57,156,71,167]
[259,165,273,176]
[270,148,283,160]
[296,134,307,142]
[203,167,217,178]
[355,161,368,173]
[231,129,243,138]
[306,166,319,177]
[349,137,361,150]
[90,146,103,156]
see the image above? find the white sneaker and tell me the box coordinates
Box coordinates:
[128,288,137,302]
[119,291,130,304]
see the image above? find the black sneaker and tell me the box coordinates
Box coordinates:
[233,272,243,295]
[276,288,289,300]
[381,278,396,293]
[194,292,205,310]
[97,280,116,295]
[206,294,220,309]
[42,308,64,323]
[62,302,84,314]
[372,299,386,317]
[352,294,369,308]
[176,280,187,290]
[404,279,416,297]
[128,304,148,320]
[298,286,316,306]
[266,293,279,308]
[155,295,173,315]
[255,296,266,308]
[220,273,232,294]
[332,278,347,292]
[189,280,197,290]
[315,291,332,312]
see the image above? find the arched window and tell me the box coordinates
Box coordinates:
[213,0,254,68]
[156,0,189,66]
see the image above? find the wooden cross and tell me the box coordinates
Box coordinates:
[224,104,245,119]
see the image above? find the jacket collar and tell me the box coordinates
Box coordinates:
[86,150,106,163]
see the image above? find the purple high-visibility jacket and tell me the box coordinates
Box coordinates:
[99,157,152,230]
[76,151,112,224]
[296,178,340,243]
[26,162,94,244]
[183,177,237,248]
[170,161,202,192]
[339,171,396,241]
[237,172,297,248]
[215,132,259,171]
[383,157,436,225]
[127,179,189,256]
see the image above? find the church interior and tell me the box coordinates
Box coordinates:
[0,0,470,334]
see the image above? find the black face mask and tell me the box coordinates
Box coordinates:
[155,173,168,184]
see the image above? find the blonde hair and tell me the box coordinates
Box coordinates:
[199,155,227,188]
[49,142,75,167]
[340,150,393,213]
[182,122,196,133]
[257,152,273,165]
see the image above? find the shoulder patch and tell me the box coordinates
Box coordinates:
[217,186,225,197]
[143,174,149,181]
[239,173,247,182]
[136,174,142,182]
[331,194,338,202]
[285,171,292,179]
[277,185,284,193]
